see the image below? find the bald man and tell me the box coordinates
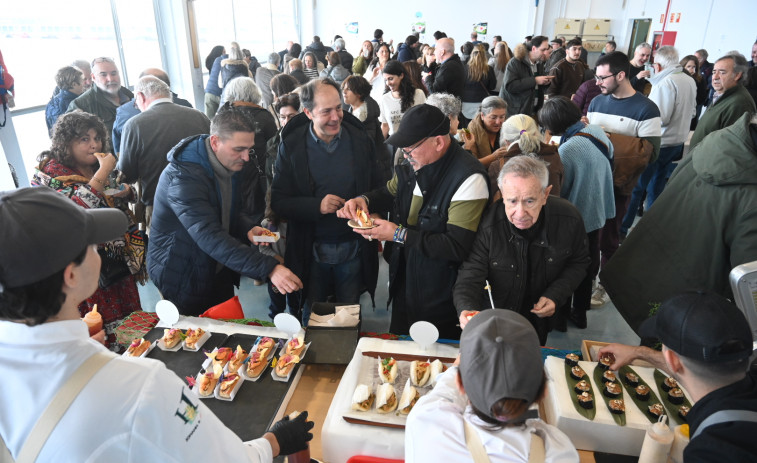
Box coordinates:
[428,38,465,98]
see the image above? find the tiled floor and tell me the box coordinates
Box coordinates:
[138,258,639,351]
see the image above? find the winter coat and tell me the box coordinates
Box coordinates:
[148,135,279,314]
[205,54,227,96]
[461,66,497,103]
[271,112,383,303]
[500,46,548,117]
[45,88,79,136]
[397,43,416,63]
[320,64,351,84]
[689,84,756,151]
[453,197,589,316]
[428,54,466,98]
[572,79,602,116]
[220,58,251,87]
[301,41,328,66]
[601,113,757,332]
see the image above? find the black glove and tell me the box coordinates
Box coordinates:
[268,411,314,455]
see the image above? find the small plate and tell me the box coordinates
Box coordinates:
[156,336,183,352]
[215,374,244,401]
[251,232,280,243]
[183,330,211,351]
[347,219,377,230]
[122,339,155,358]
[192,371,219,399]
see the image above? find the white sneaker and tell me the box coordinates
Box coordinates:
[591,284,609,308]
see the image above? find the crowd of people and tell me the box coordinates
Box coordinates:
[2,26,757,462]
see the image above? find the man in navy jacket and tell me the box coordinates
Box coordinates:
[148,106,302,315]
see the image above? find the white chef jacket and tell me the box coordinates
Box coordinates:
[0,320,273,463]
[405,367,579,463]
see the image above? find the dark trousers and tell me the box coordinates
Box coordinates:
[170,267,236,317]
[599,190,630,268]
[573,229,601,312]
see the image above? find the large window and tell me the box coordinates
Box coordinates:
[1,1,121,109]
[194,0,299,67]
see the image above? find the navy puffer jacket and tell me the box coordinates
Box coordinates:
[148,135,278,314]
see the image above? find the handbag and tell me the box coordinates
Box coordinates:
[573,131,653,196]
[98,248,131,289]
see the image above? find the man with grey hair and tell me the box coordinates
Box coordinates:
[272,78,382,323]
[256,53,282,109]
[621,45,696,237]
[70,59,92,90]
[333,38,353,73]
[118,75,210,233]
[112,67,193,154]
[689,52,756,150]
[221,76,262,106]
[454,154,589,344]
[629,42,653,93]
[429,38,465,98]
[67,57,133,140]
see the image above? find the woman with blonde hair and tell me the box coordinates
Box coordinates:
[488,113,563,199]
[420,46,438,89]
[489,42,513,94]
[461,44,497,126]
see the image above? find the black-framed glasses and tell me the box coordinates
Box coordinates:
[401,137,429,156]
[595,72,619,83]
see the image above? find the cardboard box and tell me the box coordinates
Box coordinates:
[304,302,361,364]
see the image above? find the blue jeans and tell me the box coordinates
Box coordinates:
[621,144,684,234]
[302,240,362,325]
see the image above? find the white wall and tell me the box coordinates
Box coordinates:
[300,0,537,55]
[302,0,756,62]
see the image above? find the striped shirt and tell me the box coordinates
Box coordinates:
[587,91,662,160]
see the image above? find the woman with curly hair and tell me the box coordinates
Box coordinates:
[461,44,497,127]
[378,59,426,138]
[32,111,143,351]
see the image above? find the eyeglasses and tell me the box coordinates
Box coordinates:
[595,72,619,83]
[401,137,429,156]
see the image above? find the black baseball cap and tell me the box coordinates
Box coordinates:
[550,37,562,44]
[639,290,753,363]
[385,104,450,148]
[459,309,543,420]
[0,187,128,289]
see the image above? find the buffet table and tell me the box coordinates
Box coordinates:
[136,317,615,462]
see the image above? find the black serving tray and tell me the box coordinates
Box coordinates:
[144,327,229,381]
[201,333,294,441]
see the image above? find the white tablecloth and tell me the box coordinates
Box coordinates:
[321,338,459,463]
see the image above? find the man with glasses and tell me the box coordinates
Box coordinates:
[338,104,489,339]
[148,105,303,316]
[67,57,132,142]
[453,154,589,345]
[500,35,554,117]
[117,76,210,234]
[272,78,382,324]
[688,52,755,151]
[586,51,661,308]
